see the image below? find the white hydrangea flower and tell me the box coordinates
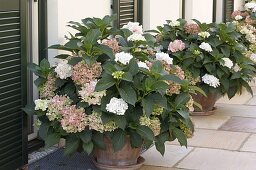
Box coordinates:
[253,6,256,12]
[235,15,243,20]
[115,52,133,65]
[35,99,49,111]
[106,97,128,115]
[202,74,220,88]
[169,20,180,27]
[155,52,173,64]
[233,64,241,72]
[199,42,213,52]
[54,60,72,79]
[138,61,149,70]
[122,22,143,34]
[250,53,256,62]
[245,2,256,11]
[127,33,146,42]
[221,58,233,69]
[198,31,210,38]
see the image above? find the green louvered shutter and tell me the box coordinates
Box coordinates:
[113,0,143,28]
[224,0,234,21]
[0,0,28,170]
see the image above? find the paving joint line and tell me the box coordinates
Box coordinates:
[173,147,195,168]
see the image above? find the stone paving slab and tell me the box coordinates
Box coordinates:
[215,104,256,118]
[141,145,193,168]
[176,148,256,170]
[220,117,256,133]
[240,134,256,152]
[170,129,249,151]
[140,165,182,170]
[191,114,230,130]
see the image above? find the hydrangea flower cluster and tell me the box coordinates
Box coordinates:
[137,61,149,70]
[72,61,102,85]
[102,38,121,54]
[35,99,49,111]
[39,73,57,99]
[185,23,201,34]
[122,22,145,42]
[88,111,118,133]
[198,31,210,38]
[54,60,72,79]
[46,95,72,121]
[199,42,213,52]
[168,40,186,53]
[114,52,133,65]
[106,97,128,115]
[202,74,220,88]
[139,115,161,136]
[169,20,180,27]
[78,80,106,105]
[155,52,173,64]
[60,105,88,133]
[221,58,233,69]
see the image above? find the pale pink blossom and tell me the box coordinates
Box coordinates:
[168,40,186,53]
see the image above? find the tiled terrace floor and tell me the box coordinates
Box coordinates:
[141,103,256,170]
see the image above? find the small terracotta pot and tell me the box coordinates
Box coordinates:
[94,136,142,167]
[191,92,221,116]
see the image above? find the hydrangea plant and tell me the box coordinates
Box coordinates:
[24,16,202,156]
[155,18,256,99]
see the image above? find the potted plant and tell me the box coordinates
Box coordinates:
[23,16,198,169]
[155,18,256,115]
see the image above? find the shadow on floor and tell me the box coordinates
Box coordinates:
[29,149,99,170]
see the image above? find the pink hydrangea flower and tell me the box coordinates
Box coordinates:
[60,105,88,133]
[168,40,186,53]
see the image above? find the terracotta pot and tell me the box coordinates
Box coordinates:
[94,136,143,169]
[191,92,221,116]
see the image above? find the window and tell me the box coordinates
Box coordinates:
[113,0,143,28]
[223,0,234,21]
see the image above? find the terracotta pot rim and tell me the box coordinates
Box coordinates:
[93,156,145,170]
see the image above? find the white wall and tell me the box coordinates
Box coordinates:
[143,0,181,30]
[47,0,112,62]
[234,0,245,10]
[185,0,213,23]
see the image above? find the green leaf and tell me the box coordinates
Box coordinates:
[155,140,165,156]
[151,81,169,92]
[122,72,133,82]
[97,44,114,59]
[112,129,126,151]
[177,110,190,120]
[80,130,92,143]
[150,93,167,108]
[220,78,230,91]
[64,139,80,156]
[45,133,61,148]
[40,59,50,69]
[160,75,182,84]
[172,128,187,147]
[151,61,163,74]
[221,47,230,58]
[48,44,73,52]
[84,28,101,44]
[189,86,207,96]
[114,115,127,130]
[136,125,154,141]
[130,132,143,148]
[118,83,137,106]
[127,58,139,76]
[34,77,47,87]
[28,63,41,76]
[175,93,190,107]
[231,72,241,80]
[92,132,106,149]
[241,80,253,96]
[38,123,49,140]
[22,105,35,116]
[83,141,94,155]
[142,97,154,116]
[64,39,80,49]
[68,57,83,66]
[54,54,70,59]
[193,101,202,111]
[95,74,116,91]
